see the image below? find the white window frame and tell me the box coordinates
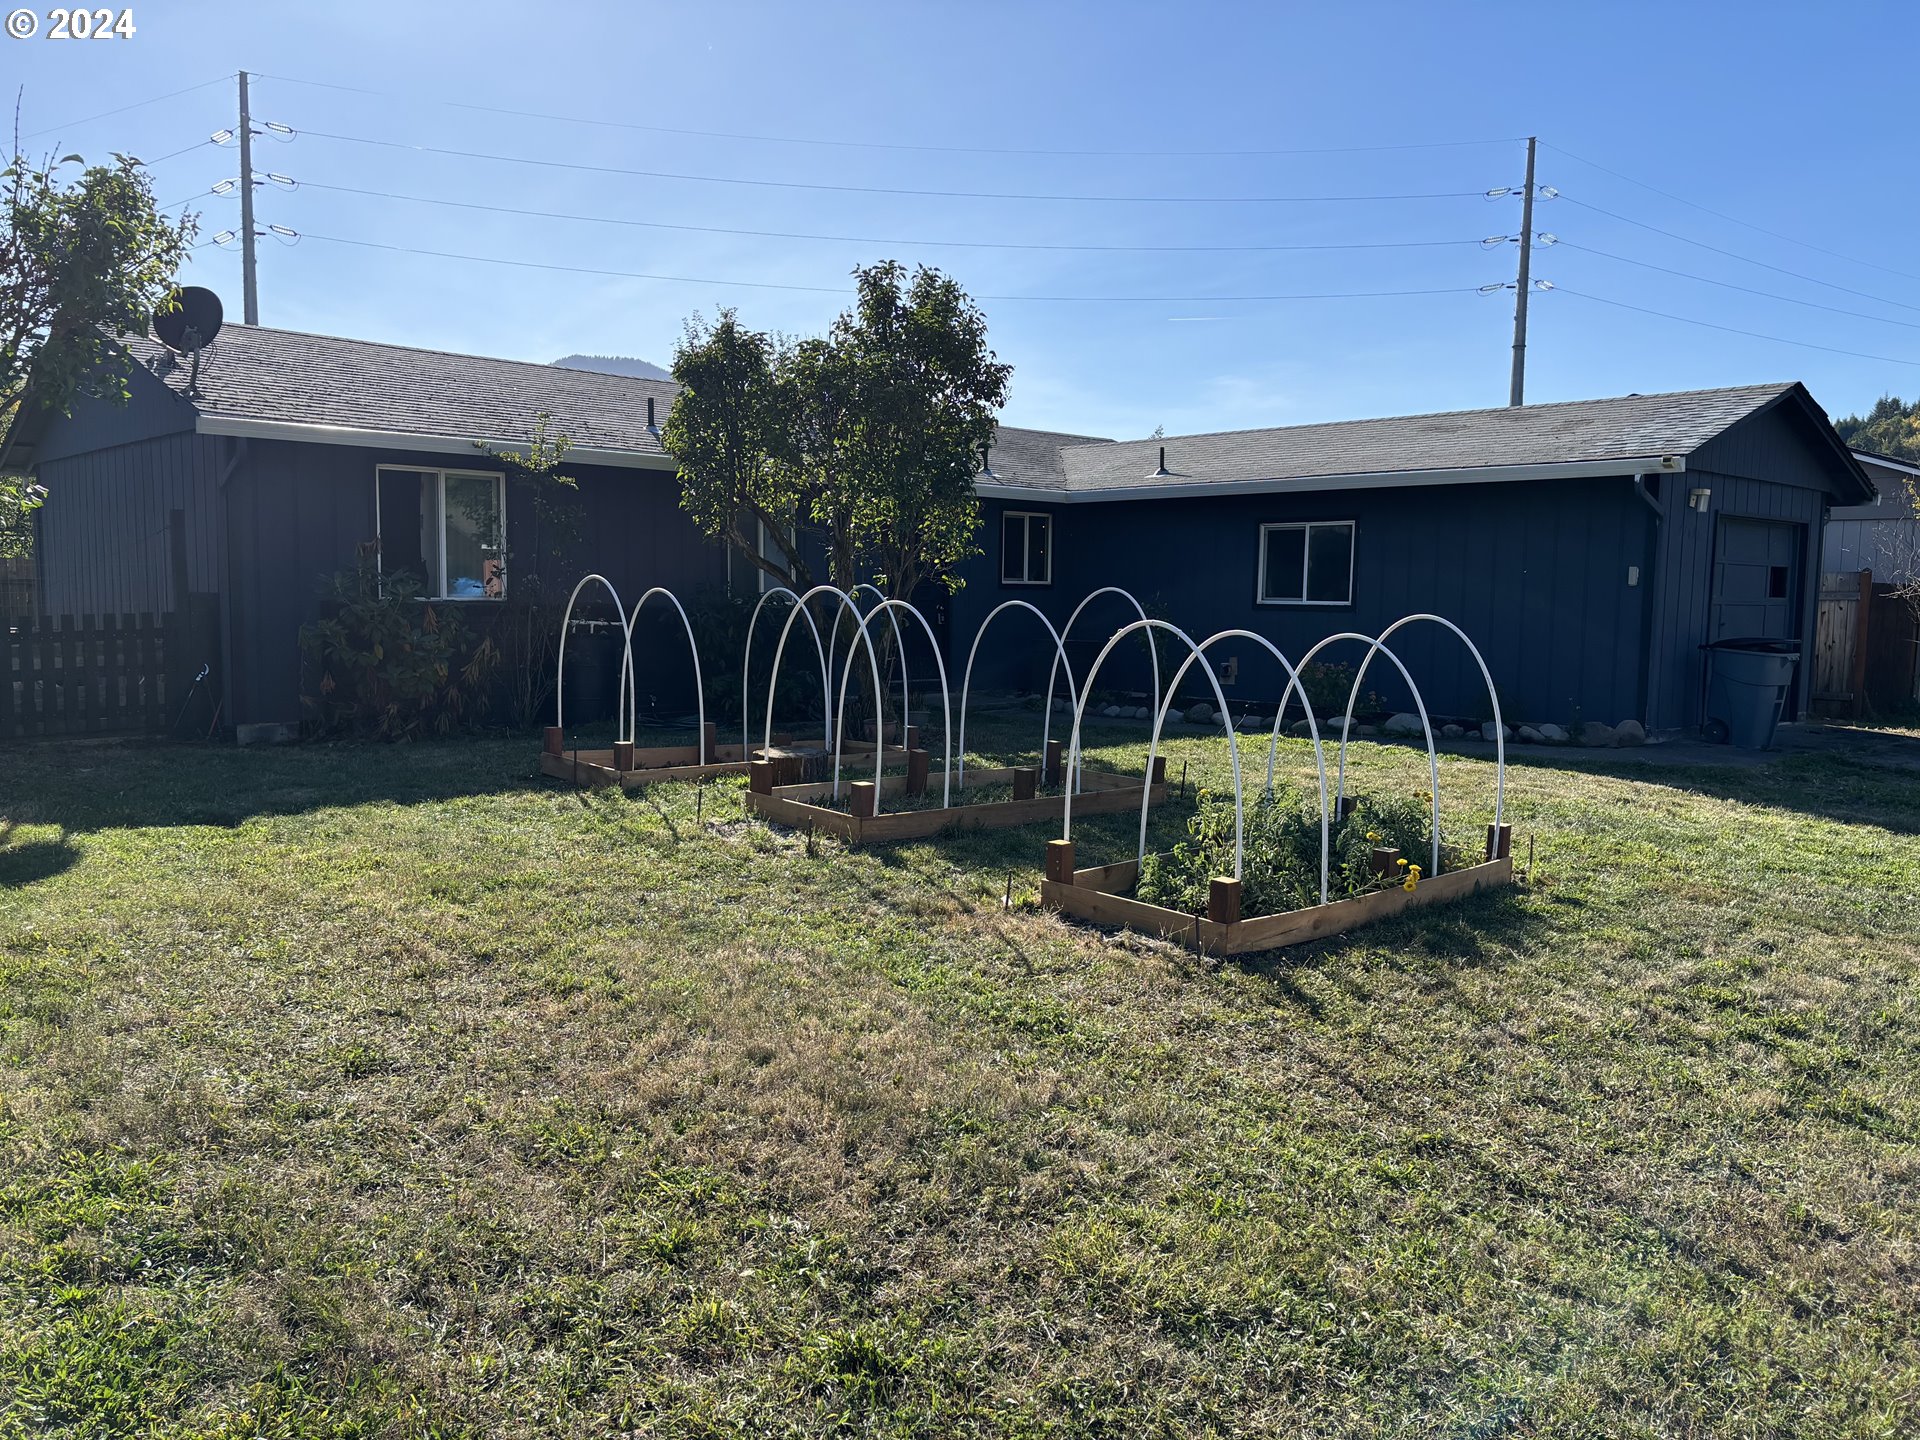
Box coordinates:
[375,465,507,600]
[1002,510,1053,587]
[1256,520,1354,606]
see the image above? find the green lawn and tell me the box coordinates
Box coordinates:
[2,719,1917,1438]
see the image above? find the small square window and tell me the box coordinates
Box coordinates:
[1258,521,1353,605]
[1002,511,1052,586]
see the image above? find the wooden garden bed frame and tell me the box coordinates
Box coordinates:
[746,756,1167,845]
[1040,827,1515,956]
[540,723,821,790]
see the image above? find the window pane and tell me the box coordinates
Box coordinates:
[1306,524,1352,603]
[1002,515,1024,583]
[377,470,430,595]
[444,474,503,597]
[1028,516,1049,582]
[1263,526,1305,601]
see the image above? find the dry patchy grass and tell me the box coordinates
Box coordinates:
[1,720,1918,1437]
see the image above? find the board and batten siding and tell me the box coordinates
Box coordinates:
[950,474,1654,730]
[1645,403,1855,730]
[222,441,723,728]
[33,431,228,616]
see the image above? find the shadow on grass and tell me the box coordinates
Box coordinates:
[0,837,81,887]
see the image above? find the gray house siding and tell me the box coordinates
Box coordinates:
[950,475,1654,729]
[33,430,228,616]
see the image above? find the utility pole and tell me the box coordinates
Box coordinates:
[1508,135,1537,407]
[238,70,259,325]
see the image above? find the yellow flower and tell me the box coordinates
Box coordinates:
[1402,875,1418,892]
[1396,857,1407,867]
[1366,831,1380,842]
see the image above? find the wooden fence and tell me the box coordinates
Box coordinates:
[2,612,199,738]
[1812,569,1919,717]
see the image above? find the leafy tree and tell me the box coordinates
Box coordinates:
[665,263,1010,600]
[663,311,812,591]
[807,261,1010,602]
[1832,396,1920,464]
[0,147,194,548]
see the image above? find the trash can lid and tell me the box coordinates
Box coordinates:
[1700,636,1800,655]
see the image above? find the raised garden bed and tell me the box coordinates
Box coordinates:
[540,724,819,790]
[1041,843,1513,956]
[746,757,1167,845]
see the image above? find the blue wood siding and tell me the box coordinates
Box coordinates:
[950,475,1655,729]
[222,442,723,727]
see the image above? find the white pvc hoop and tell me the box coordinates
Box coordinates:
[555,573,634,744]
[833,598,953,810]
[1258,630,1439,877]
[762,585,870,756]
[956,599,1081,791]
[1041,587,1160,792]
[616,587,708,765]
[1150,630,1333,903]
[1365,614,1508,835]
[742,587,830,756]
[832,583,910,736]
[1064,618,1244,877]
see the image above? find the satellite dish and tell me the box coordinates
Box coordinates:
[152,286,224,353]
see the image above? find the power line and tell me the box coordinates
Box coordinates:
[296,128,1491,206]
[294,180,1494,255]
[1557,194,1920,317]
[296,231,1494,304]
[135,139,215,167]
[21,74,233,141]
[1556,241,1920,333]
[1540,140,1920,286]
[1550,286,1920,369]
[256,71,1522,160]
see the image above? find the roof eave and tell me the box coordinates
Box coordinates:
[192,414,678,471]
[977,455,1689,503]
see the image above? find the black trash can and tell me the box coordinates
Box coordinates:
[1700,638,1799,749]
[560,618,623,728]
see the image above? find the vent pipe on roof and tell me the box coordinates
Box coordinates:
[1149,445,1170,478]
[978,442,995,479]
[646,395,656,430]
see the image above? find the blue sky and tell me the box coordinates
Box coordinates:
[12,0,1920,438]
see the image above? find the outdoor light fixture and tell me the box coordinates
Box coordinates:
[1688,487,1712,512]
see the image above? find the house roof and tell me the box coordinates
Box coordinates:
[123,324,683,466]
[80,324,1868,503]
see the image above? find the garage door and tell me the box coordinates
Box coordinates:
[1712,517,1803,641]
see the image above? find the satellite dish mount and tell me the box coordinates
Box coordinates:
[151,287,225,398]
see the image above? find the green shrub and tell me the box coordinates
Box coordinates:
[299,548,499,739]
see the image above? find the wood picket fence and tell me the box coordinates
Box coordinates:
[2,612,186,738]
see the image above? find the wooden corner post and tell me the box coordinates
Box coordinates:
[1207,877,1243,926]
[1044,838,1075,884]
[850,781,878,818]
[1485,823,1512,861]
[1012,766,1039,801]
[543,725,564,757]
[906,748,930,796]
[1044,738,1064,788]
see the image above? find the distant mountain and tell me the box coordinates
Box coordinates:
[552,354,672,382]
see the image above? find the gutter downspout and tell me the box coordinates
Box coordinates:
[215,436,248,737]
[1633,473,1666,731]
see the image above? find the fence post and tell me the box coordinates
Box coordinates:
[1850,569,1873,719]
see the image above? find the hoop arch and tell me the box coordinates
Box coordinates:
[742,587,830,754]
[956,599,1081,790]
[1041,587,1159,791]
[832,584,910,733]
[555,573,633,743]
[1064,618,1244,877]
[833,599,954,810]
[616,588,709,764]
[1150,630,1333,903]
[762,585,871,756]
[1364,614,1507,834]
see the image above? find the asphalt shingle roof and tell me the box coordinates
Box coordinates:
[128,324,681,458]
[1034,383,1801,493]
[121,327,1843,498]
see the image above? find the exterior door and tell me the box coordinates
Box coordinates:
[1711,517,1802,641]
